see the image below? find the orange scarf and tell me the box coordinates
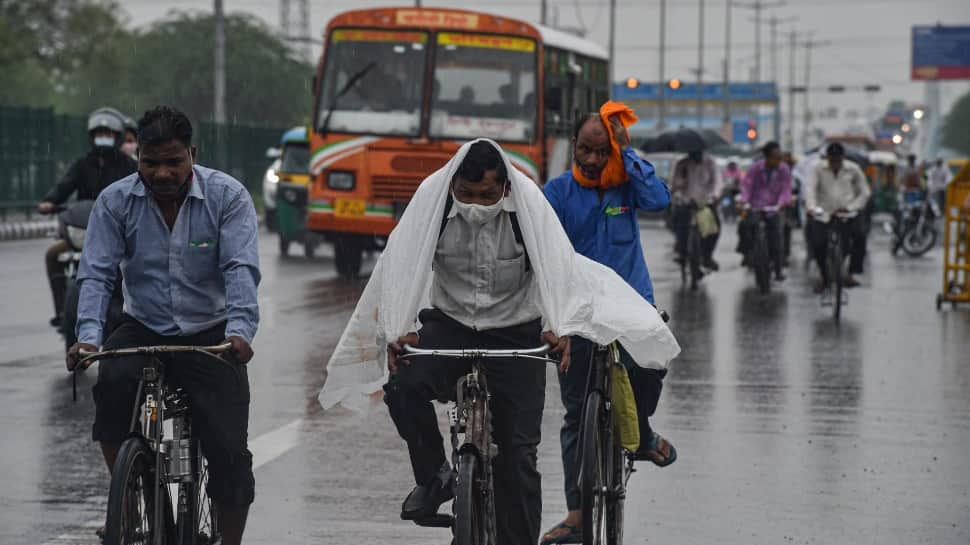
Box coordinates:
[572,101,639,189]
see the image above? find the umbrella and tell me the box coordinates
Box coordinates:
[639,128,711,154]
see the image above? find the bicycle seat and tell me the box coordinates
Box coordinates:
[413,513,454,528]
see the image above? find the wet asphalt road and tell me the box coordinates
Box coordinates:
[1,218,968,545]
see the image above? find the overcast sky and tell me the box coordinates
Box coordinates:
[119,0,970,123]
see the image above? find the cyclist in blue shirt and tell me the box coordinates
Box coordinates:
[540,112,676,544]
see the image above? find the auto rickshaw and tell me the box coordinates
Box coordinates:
[274,126,319,257]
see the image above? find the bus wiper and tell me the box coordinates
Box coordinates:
[319,61,377,136]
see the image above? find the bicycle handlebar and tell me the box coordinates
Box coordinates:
[78,343,232,366]
[401,343,555,363]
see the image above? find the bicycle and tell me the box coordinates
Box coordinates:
[813,209,858,324]
[78,343,232,545]
[400,343,555,545]
[741,204,780,295]
[678,203,704,291]
[578,310,669,545]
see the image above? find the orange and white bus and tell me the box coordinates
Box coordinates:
[307,7,609,277]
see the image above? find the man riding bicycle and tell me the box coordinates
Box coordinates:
[671,148,723,271]
[805,142,871,292]
[65,106,260,545]
[736,141,792,282]
[541,104,675,545]
[317,138,680,545]
[38,107,137,329]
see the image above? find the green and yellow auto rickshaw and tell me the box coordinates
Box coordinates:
[274,126,320,257]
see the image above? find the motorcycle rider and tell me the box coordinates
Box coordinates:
[37,107,137,328]
[120,115,139,160]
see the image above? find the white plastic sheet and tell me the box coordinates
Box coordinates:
[318,139,681,411]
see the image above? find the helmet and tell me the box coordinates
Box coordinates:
[87,107,125,135]
[122,115,137,135]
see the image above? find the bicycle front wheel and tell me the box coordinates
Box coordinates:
[605,446,626,545]
[104,437,174,545]
[687,227,702,291]
[176,456,220,545]
[580,391,609,545]
[830,242,843,323]
[454,451,491,545]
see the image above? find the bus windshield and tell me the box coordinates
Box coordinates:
[316,29,428,136]
[430,33,537,143]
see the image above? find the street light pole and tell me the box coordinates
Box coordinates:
[723,0,732,136]
[697,0,705,129]
[787,29,797,151]
[214,0,225,125]
[658,0,667,130]
[736,0,785,82]
[541,0,547,25]
[609,0,616,90]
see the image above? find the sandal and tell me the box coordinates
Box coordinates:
[632,432,678,467]
[540,521,582,544]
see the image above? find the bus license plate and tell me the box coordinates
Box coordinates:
[334,198,366,218]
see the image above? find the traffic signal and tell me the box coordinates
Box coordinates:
[746,118,758,142]
[626,77,638,89]
[667,78,682,90]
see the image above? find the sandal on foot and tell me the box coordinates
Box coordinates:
[632,432,678,467]
[540,521,582,544]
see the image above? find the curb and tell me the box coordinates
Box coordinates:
[0,220,57,242]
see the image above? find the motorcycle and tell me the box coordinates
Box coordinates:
[883,192,940,258]
[55,200,124,351]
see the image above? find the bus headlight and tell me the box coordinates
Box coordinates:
[327,171,355,191]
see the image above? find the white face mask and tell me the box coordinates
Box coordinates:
[94,136,116,148]
[452,189,505,225]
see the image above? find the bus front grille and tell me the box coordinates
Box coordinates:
[372,176,424,201]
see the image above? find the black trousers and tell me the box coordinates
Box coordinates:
[383,309,545,545]
[672,204,720,260]
[557,337,665,510]
[737,213,785,276]
[93,315,255,507]
[806,216,866,284]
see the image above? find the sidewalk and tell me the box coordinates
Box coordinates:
[0,219,56,241]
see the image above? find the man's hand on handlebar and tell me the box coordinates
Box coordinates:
[222,336,253,364]
[542,331,571,373]
[388,332,419,374]
[37,201,56,215]
[66,342,98,371]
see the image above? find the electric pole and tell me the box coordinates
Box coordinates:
[658,0,667,130]
[609,0,616,93]
[786,29,797,151]
[697,0,705,129]
[214,0,226,168]
[541,0,547,25]
[801,34,829,150]
[723,0,732,136]
[768,14,798,87]
[736,0,784,83]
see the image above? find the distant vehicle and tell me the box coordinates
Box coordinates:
[273,127,319,258]
[261,152,281,231]
[307,7,610,278]
[637,151,686,184]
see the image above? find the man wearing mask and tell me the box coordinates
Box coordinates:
[66,106,260,544]
[671,148,723,270]
[541,105,675,545]
[37,107,137,328]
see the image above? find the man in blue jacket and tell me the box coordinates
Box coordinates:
[540,112,676,544]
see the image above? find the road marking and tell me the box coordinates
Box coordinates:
[39,417,306,544]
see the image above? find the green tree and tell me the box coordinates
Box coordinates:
[942,90,970,155]
[95,12,314,127]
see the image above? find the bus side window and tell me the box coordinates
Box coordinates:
[545,86,565,134]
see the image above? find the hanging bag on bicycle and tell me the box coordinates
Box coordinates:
[610,364,640,452]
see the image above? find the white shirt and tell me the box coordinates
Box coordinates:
[430,198,540,331]
[928,165,950,192]
[806,160,871,222]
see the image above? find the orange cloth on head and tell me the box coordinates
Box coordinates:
[572,101,639,189]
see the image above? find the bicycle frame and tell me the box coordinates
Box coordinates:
[78,344,230,545]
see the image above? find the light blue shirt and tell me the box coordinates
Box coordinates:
[77,165,260,346]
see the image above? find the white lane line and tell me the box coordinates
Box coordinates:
[39,417,306,544]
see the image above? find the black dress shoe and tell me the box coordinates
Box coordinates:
[401,470,455,520]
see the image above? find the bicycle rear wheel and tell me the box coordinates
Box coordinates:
[104,437,174,545]
[830,241,843,323]
[454,451,490,545]
[581,390,609,545]
[753,229,771,295]
[605,446,626,545]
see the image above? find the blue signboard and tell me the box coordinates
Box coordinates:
[613,82,779,103]
[912,25,970,80]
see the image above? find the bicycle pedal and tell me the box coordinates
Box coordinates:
[413,513,454,528]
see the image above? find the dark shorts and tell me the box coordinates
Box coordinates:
[92,315,255,507]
